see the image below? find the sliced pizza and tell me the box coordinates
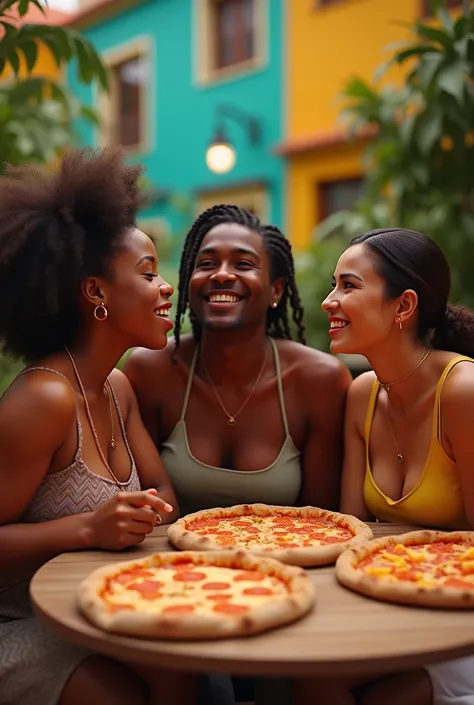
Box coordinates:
[167,504,373,567]
[336,530,474,608]
[78,549,315,639]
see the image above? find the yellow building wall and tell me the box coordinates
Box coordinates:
[287,0,419,138]
[285,0,427,249]
[1,42,61,81]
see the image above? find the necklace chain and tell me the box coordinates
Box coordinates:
[377,348,431,392]
[202,344,269,426]
[378,348,431,464]
[64,346,121,485]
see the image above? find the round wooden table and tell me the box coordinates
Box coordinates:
[31,523,474,679]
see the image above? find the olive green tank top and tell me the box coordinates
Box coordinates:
[160,337,302,515]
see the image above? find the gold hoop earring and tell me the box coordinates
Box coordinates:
[94,302,108,321]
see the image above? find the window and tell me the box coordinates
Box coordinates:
[112,56,146,148]
[422,0,464,14]
[98,38,152,153]
[194,0,266,83]
[318,178,365,221]
[213,0,254,70]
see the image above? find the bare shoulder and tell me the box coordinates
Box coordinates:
[441,359,474,409]
[277,339,352,387]
[125,335,194,382]
[0,369,76,438]
[347,370,377,406]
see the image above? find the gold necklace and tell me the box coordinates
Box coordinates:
[202,344,269,426]
[378,348,431,464]
[64,346,120,485]
[377,348,431,392]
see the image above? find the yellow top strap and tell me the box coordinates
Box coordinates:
[364,378,379,443]
[433,355,474,438]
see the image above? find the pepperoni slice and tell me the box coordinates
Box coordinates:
[392,570,420,582]
[430,543,458,554]
[274,529,291,535]
[243,587,274,596]
[321,536,346,545]
[109,603,134,613]
[444,578,474,590]
[173,571,207,582]
[206,594,233,602]
[114,569,154,584]
[292,527,313,534]
[230,521,253,528]
[190,519,220,529]
[308,532,326,540]
[233,571,265,582]
[202,582,231,591]
[213,603,250,615]
[243,527,260,534]
[162,604,196,613]
[128,580,164,593]
[209,530,234,536]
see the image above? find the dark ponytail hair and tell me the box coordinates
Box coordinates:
[349,228,474,358]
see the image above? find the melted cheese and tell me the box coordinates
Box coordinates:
[359,541,474,589]
[188,514,354,550]
[104,565,290,615]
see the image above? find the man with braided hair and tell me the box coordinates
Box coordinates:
[126,204,351,517]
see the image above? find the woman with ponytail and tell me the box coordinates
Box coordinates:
[312,229,474,705]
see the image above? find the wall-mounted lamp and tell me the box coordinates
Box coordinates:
[206,104,262,175]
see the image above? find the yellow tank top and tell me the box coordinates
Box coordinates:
[363,355,474,529]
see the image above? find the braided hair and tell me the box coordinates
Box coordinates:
[174,204,306,353]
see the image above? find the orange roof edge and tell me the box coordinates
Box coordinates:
[273,124,377,156]
[9,4,70,26]
[64,0,144,29]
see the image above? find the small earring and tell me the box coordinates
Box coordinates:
[271,302,278,309]
[398,319,403,331]
[94,302,108,321]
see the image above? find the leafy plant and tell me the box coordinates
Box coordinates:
[315,0,474,306]
[0,0,108,167]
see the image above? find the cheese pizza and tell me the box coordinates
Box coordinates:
[78,549,315,639]
[167,504,373,567]
[336,530,474,608]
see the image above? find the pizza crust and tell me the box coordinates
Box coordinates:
[167,504,373,567]
[336,530,474,609]
[78,549,316,640]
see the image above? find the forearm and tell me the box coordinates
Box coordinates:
[0,513,93,573]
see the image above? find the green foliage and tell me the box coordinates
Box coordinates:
[315,0,474,307]
[0,0,107,167]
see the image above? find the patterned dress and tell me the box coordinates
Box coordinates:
[0,368,141,705]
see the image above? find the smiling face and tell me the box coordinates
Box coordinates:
[91,227,174,350]
[189,222,281,333]
[321,243,402,355]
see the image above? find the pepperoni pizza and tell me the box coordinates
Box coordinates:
[167,504,373,567]
[336,530,474,608]
[79,549,315,639]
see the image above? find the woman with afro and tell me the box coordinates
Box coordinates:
[0,148,206,705]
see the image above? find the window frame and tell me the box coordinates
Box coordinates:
[96,36,154,155]
[317,176,365,223]
[194,0,267,85]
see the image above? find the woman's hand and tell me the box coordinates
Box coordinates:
[83,489,173,550]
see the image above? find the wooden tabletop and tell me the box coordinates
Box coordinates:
[31,523,474,678]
